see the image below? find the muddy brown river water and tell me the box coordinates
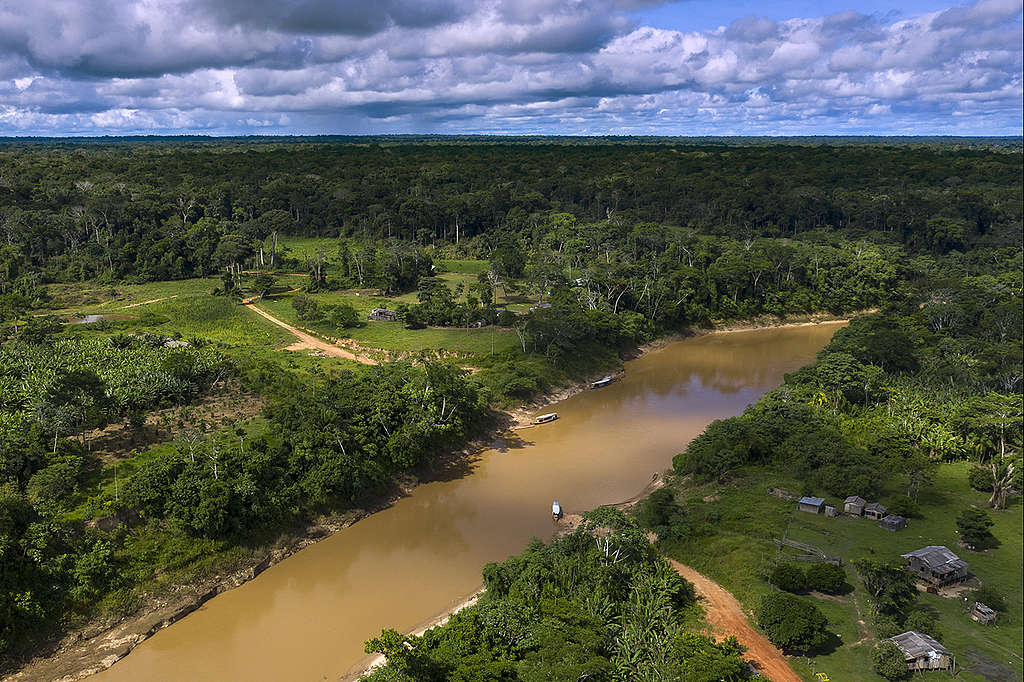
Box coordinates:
[90,322,844,682]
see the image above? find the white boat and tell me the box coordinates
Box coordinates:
[591,376,614,389]
[551,501,562,519]
[534,413,558,424]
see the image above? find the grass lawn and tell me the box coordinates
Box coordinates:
[662,462,1022,682]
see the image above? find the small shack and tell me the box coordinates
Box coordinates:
[798,496,826,514]
[844,495,866,516]
[864,502,888,520]
[970,602,997,625]
[368,308,397,321]
[824,504,839,518]
[889,631,953,672]
[878,514,907,531]
[901,546,969,586]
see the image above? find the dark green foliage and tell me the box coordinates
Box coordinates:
[123,362,487,538]
[968,466,993,491]
[853,559,918,620]
[673,417,767,481]
[873,640,911,680]
[804,563,850,595]
[957,507,998,549]
[886,497,921,518]
[969,585,1007,613]
[365,511,743,681]
[904,605,942,640]
[635,487,687,540]
[769,562,808,593]
[756,592,831,655]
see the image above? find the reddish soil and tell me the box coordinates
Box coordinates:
[244,302,377,364]
[669,561,801,682]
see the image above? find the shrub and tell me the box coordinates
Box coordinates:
[968,466,992,491]
[757,592,830,654]
[957,507,997,549]
[769,563,808,593]
[870,614,902,639]
[873,641,910,680]
[904,605,941,640]
[805,563,849,594]
[635,488,687,540]
[886,497,920,518]
[968,585,1006,612]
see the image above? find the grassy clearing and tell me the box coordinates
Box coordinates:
[661,462,1022,682]
[436,259,490,274]
[269,235,341,258]
[254,294,521,357]
[47,278,219,312]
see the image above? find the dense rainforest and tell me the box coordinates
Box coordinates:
[0,138,1021,675]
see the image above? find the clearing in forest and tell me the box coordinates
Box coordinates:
[244,302,377,364]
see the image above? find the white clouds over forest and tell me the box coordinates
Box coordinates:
[0,0,1020,134]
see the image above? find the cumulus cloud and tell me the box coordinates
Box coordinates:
[0,0,1020,135]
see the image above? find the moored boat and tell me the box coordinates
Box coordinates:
[590,376,614,389]
[534,413,558,424]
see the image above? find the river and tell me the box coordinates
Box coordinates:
[91,322,844,682]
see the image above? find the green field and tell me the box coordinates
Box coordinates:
[253,293,521,357]
[663,462,1022,682]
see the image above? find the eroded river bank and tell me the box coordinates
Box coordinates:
[16,322,845,682]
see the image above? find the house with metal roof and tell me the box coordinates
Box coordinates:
[844,495,866,516]
[889,631,953,671]
[901,546,969,585]
[798,496,825,514]
[878,514,907,531]
[864,501,887,520]
[970,602,997,625]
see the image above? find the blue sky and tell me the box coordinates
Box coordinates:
[0,0,1021,136]
[635,0,959,32]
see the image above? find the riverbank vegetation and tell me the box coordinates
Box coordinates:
[362,509,748,682]
[652,267,1023,680]
[0,138,1021,673]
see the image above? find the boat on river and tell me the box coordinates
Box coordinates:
[552,501,562,520]
[590,376,614,389]
[534,413,558,424]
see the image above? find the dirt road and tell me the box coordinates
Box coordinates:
[669,561,802,682]
[244,303,376,364]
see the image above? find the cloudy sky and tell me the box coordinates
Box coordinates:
[0,0,1020,136]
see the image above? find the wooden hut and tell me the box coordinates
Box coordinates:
[901,546,969,586]
[970,602,997,625]
[878,514,907,531]
[824,504,839,517]
[889,631,953,672]
[798,496,825,514]
[864,502,887,520]
[844,495,866,516]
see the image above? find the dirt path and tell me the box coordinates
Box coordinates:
[669,561,801,682]
[119,295,177,309]
[244,303,377,364]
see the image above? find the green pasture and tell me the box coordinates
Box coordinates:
[663,462,1022,682]
[254,294,520,357]
[436,258,490,274]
